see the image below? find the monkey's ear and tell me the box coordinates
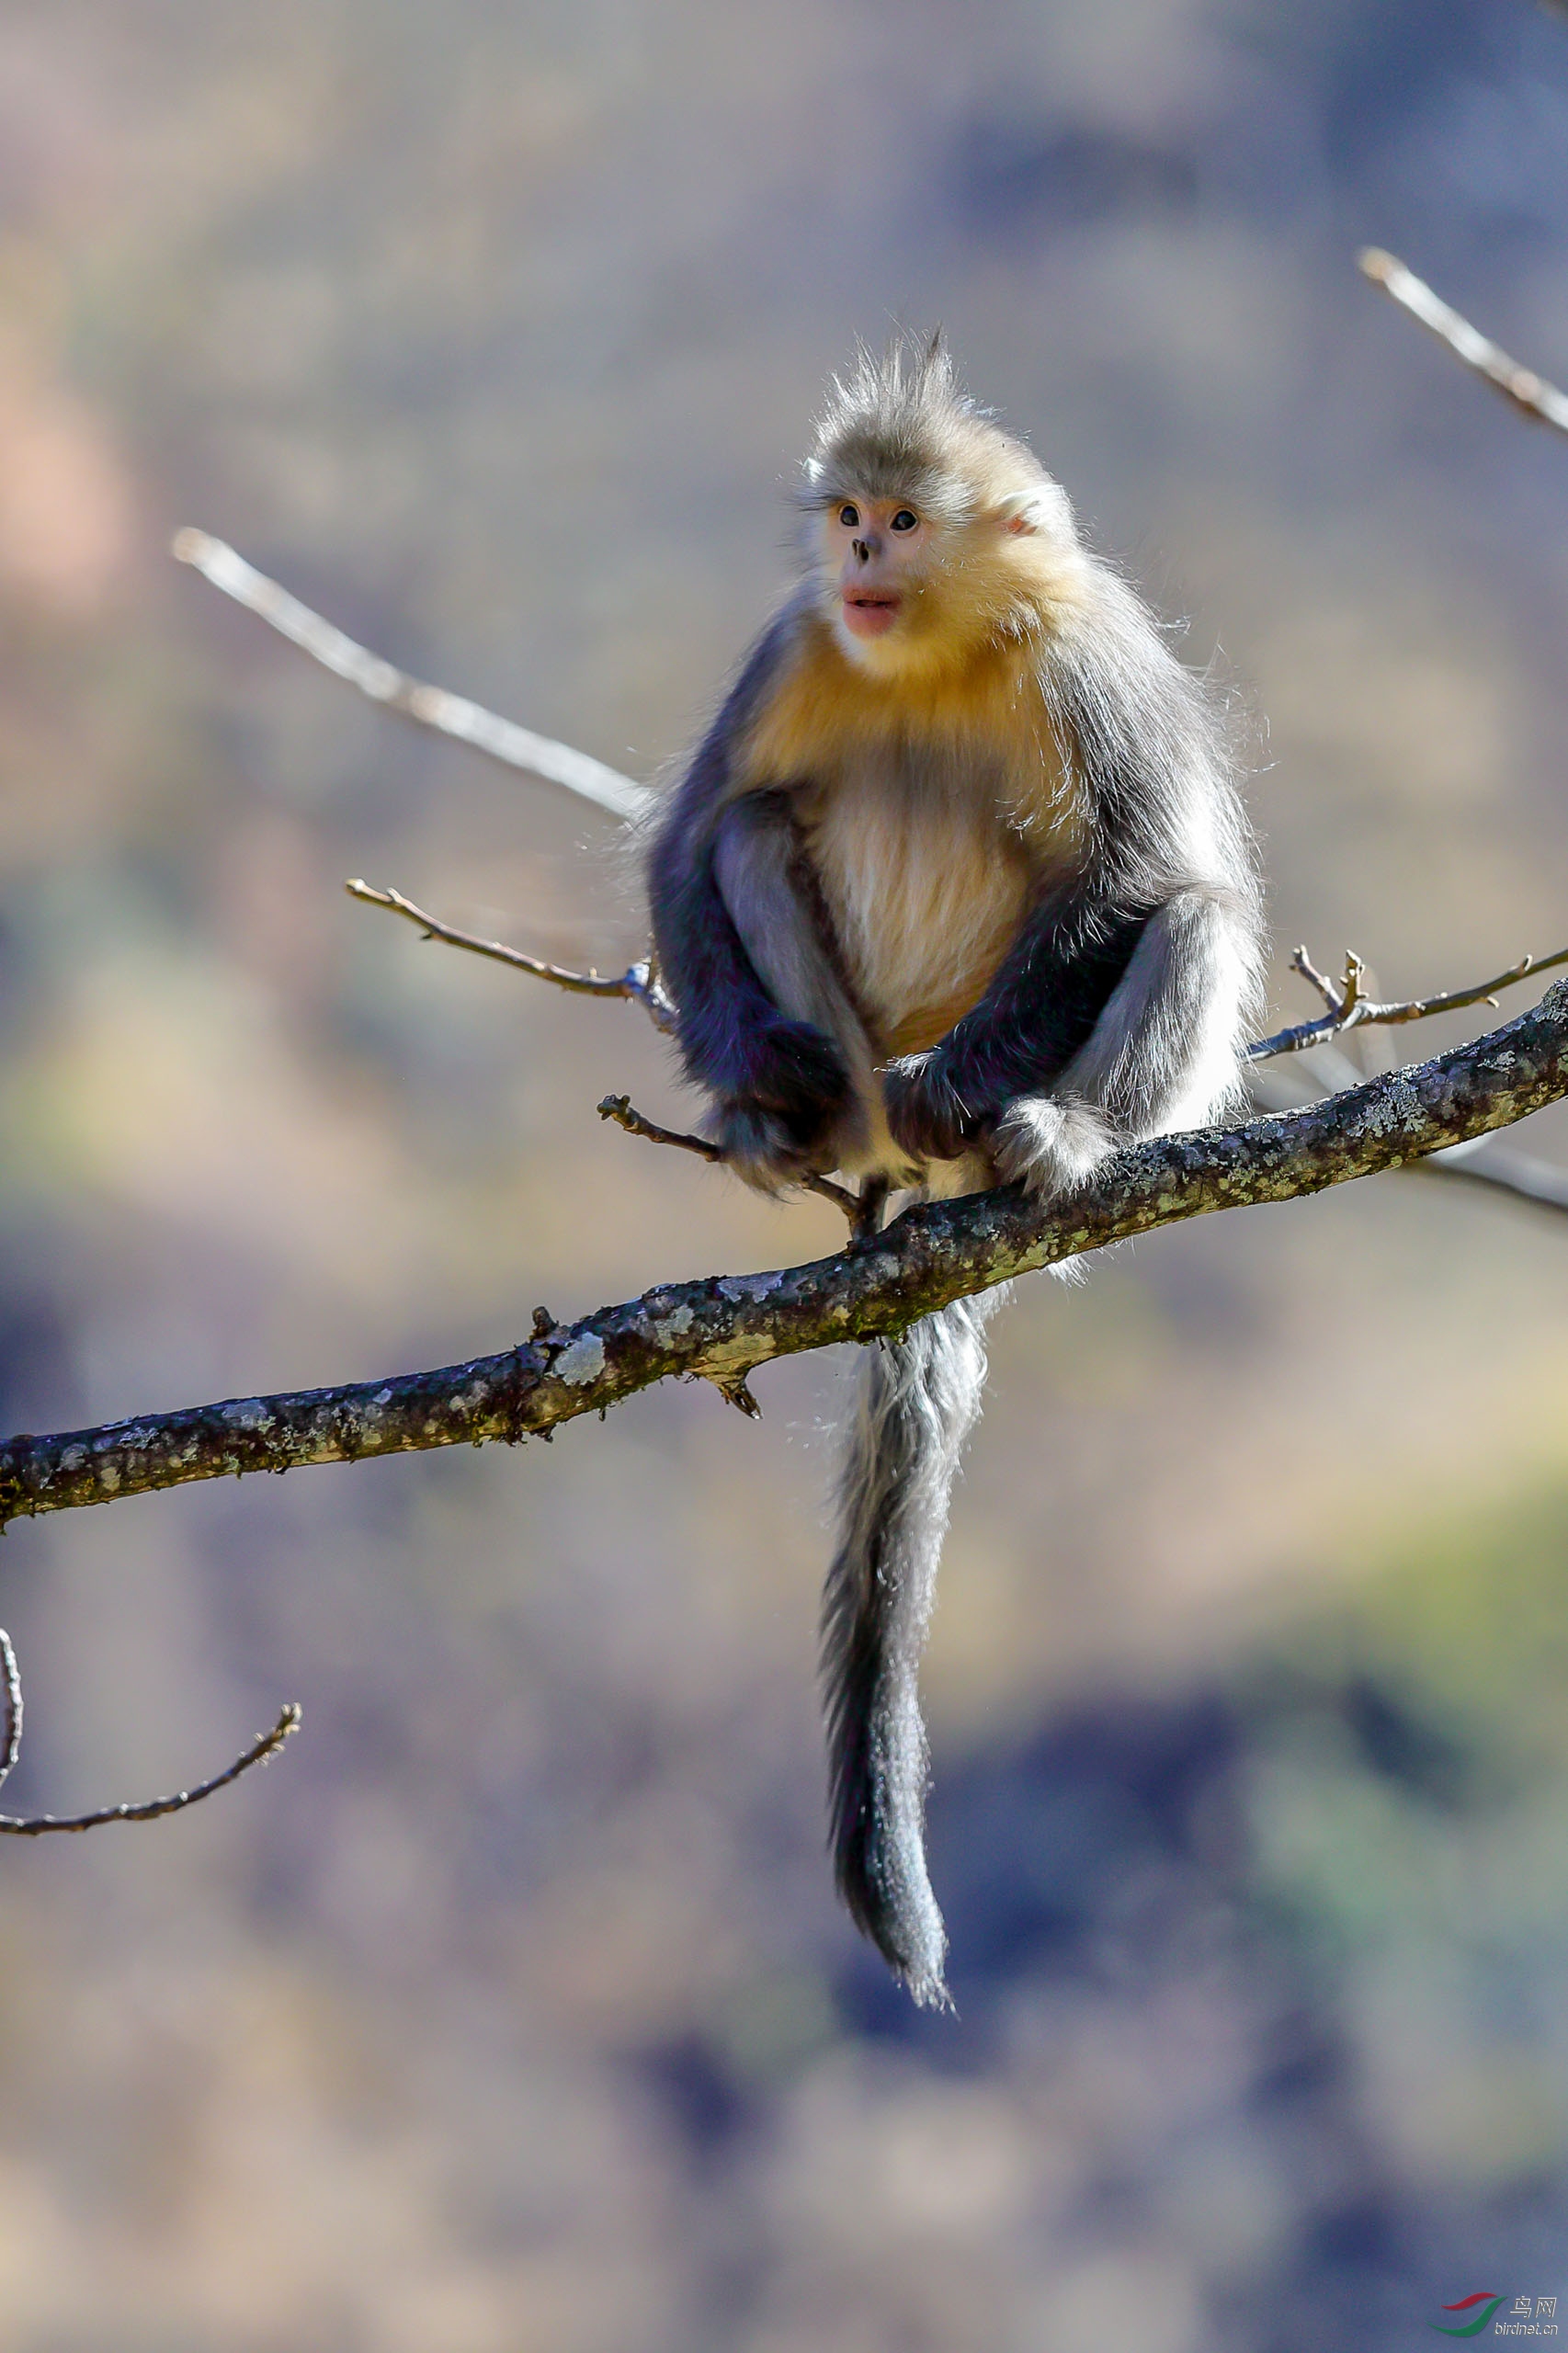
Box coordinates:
[996,482,1072,538]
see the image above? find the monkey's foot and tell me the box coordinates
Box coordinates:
[715,1104,836,1197]
[990,1093,1119,1200]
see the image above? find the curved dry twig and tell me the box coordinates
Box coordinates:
[0,1628,300,1836]
[1359,249,1568,437]
[173,529,651,823]
[1250,942,1568,1061]
[347,880,676,1030]
[350,850,1563,1090]
[2,979,1564,1529]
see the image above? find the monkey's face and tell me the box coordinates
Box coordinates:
[811,482,1069,682]
[816,494,945,676]
[829,496,930,635]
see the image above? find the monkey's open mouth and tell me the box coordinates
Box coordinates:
[843,593,901,638]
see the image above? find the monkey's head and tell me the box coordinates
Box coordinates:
[801,335,1079,681]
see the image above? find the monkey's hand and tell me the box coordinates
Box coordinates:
[715,1018,852,1193]
[882,1051,983,1165]
[990,1093,1121,1201]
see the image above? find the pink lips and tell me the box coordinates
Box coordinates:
[843,594,900,639]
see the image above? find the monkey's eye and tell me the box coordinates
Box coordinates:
[838,504,859,528]
[890,509,919,532]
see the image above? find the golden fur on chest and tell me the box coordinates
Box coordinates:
[737,619,1083,1058]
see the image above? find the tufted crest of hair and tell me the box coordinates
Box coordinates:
[803,333,1055,529]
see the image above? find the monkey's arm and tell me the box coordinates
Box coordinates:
[647,631,853,1181]
[988,886,1254,1194]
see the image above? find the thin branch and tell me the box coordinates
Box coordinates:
[1250,943,1568,1061]
[0,1628,299,1835]
[347,879,676,1031]
[1424,1138,1568,1220]
[1358,249,1568,438]
[2,979,1564,1529]
[596,1092,864,1227]
[172,529,652,824]
[350,849,1559,1121]
[596,1092,736,1166]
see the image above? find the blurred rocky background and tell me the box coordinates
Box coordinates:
[1,2,1567,2347]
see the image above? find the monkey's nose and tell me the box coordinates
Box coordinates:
[852,539,871,563]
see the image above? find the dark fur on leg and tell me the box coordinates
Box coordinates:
[883,892,1153,1165]
[821,1291,1003,2006]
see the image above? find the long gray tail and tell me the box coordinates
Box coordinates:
[820,1291,1003,2007]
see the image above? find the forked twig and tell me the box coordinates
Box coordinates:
[1289,946,1345,1017]
[0,1628,300,1836]
[1250,943,1568,1061]
[174,529,651,822]
[1359,249,1568,438]
[347,879,676,1031]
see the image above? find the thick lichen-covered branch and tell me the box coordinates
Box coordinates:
[2,979,1564,1529]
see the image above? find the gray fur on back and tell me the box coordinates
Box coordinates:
[822,1290,1006,2007]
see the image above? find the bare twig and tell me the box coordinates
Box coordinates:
[347,879,676,1031]
[1290,945,1346,1017]
[1334,949,1365,1023]
[173,529,651,823]
[596,1093,863,1226]
[1358,249,1568,438]
[0,1628,299,1835]
[596,1092,733,1167]
[2,980,1563,1529]
[1250,943,1568,1061]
